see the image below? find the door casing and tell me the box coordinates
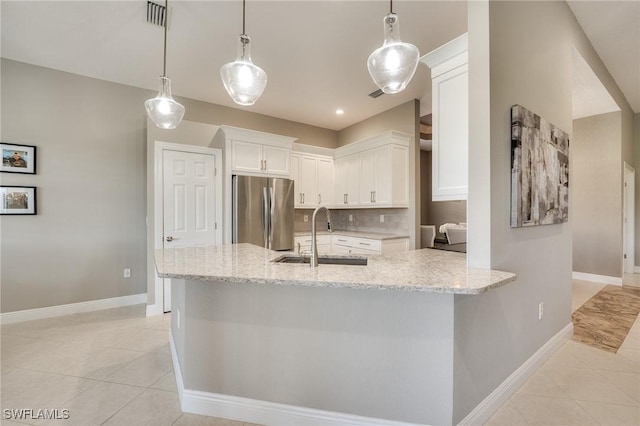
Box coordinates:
[153,141,222,313]
[623,162,635,274]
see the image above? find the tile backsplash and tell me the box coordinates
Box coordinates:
[295,208,409,235]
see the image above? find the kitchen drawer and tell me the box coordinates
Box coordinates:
[331,235,382,254]
[348,236,382,252]
[295,235,331,246]
[348,247,380,256]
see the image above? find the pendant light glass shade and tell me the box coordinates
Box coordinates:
[221,34,267,106]
[145,0,184,129]
[367,13,419,94]
[145,76,185,129]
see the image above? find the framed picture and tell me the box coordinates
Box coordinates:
[0,186,37,215]
[511,105,569,227]
[1,143,36,174]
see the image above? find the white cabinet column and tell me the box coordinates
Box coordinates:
[421,33,468,201]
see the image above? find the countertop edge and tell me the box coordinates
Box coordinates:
[294,231,410,241]
[158,271,518,295]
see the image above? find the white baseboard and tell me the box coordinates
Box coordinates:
[146,302,164,317]
[457,322,573,426]
[0,293,147,325]
[169,331,422,426]
[572,271,622,286]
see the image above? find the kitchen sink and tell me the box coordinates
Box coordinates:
[272,254,368,266]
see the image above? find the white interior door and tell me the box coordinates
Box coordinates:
[162,149,219,312]
[623,163,635,273]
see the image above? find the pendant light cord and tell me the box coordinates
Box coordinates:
[163,0,169,77]
[242,0,246,36]
[390,0,393,14]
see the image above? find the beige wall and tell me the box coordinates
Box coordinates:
[337,100,420,248]
[179,98,338,149]
[420,151,431,224]
[635,113,640,266]
[0,59,338,313]
[336,100,417,148]
[455,1,633,422]
[1,59,148,313]
[572,112,623,277]
[420,151,466,237]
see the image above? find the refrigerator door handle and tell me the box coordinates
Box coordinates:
[263,187,269,248]
[269,185,276,249]
[232,176,238,243]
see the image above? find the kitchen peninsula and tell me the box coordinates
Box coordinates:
[156,244,516,425]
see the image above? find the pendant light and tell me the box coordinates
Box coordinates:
[145,0,185,129]
[367,0,419,94]
[220,0,267,106]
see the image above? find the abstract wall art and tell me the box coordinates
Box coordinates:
[511,105,569,227]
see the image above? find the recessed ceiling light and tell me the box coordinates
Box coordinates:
[336,109,344,115]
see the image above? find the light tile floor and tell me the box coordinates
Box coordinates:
[486,280,640,426]
[0,306,255,426]
[1,280,638,426]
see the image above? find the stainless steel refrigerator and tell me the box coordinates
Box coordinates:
[232,175,295,251]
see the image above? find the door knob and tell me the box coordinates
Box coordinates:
[165,236,174,242]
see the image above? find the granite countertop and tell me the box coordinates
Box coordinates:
[155,243,516,295]
[294,230,409,240]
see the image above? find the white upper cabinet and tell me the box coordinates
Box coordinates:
[335,153,361,207]
[359,149,376,205]
[291,148,335,208]
[335,130,410,208]
[221,126,295,177]
[316,157,335,206]
[421,33,468,201]
[263,145,291,175]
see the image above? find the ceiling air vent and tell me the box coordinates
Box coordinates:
[368,89,384,99]
[147,1,166,27]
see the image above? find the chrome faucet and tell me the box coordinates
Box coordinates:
[311,206,333,267]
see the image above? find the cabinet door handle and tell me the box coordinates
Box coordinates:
[359,242,371,246]
[373,191,376,202]
[337,239,347,242]
[344,194,347,204]
[370,191,374,202]
[318,194,321,204]
[264,160,267,170]
[302,193,305,204]
[299,193,302,204]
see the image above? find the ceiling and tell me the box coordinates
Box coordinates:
[1,1,637,132]
[567,0,640,113]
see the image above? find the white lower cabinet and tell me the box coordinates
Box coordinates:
[296,234,409,256]
[294,235,331,254]
[331,235,408,255]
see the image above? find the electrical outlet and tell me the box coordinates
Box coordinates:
[538,302,544,320]
[349,214,353,222]
[123,268,131,278]
[380,214,385,223]
[303,215,308,222]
